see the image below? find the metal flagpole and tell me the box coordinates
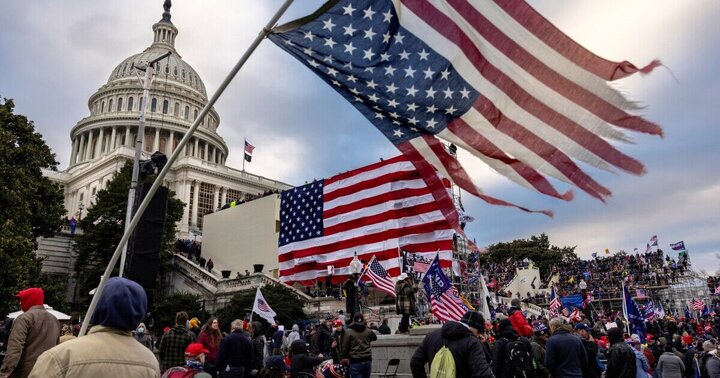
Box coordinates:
[79,0,297,336]
[621,280,630,334]
[119,50,172,278]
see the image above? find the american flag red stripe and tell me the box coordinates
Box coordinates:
[431,290,467,322]
[692,298,705,311]
[361,256,397,298]
[493,0,662,82]
[244,140,255,154]
[278,155,454,284]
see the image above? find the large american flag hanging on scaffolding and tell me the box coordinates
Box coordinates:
[269,0,662,216]
[278,155,454,285]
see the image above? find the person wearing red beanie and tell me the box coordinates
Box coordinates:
[0,287,61,378]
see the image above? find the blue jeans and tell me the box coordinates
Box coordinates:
[349,361,372,378]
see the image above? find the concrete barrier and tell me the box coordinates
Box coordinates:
[370,325,439,377]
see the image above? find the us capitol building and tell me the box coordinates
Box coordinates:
[44,3,291,238]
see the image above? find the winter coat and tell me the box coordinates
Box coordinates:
[706,353,720,378]
[159,325,195,371]
[657,352,685,378]
[134,332,154,351]
[410,321,494,378]
[342,322,377,362]
[508,310,533,338]
[290,340,324,378]
[287,324,301,346]
[580,338,601,378]
[0,298,61,378]
[315,323,333,355]
[28,325,160,378]
[530,336,551,378]
[605,341,641,378]
[633,348,651,378]
[545,329,586,378]
[197,330,221,363]
[395,279,416,315]
[216,329,252,373]
[492,323,533,378]
[251,335,265,371]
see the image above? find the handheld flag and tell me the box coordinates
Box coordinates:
[649,235,658,247]
[684,305,692,320]
[548,286,562,318]
[604,248,610,255]
[361,256,397,298]
[252,288,277,325]
[244,140,255,162]
[268,0,662,217]
[670,241,686,251]
[422,254,467,322]
[623,286,646,342]
[692,298,705,312]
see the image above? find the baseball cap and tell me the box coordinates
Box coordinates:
[185,343,209,357]
[574,323,591,331]
[533,323,549,336]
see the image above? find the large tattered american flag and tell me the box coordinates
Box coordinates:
[269,0,662,215]
[278,155,453,285]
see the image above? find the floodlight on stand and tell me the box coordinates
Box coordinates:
[349,252,363,275]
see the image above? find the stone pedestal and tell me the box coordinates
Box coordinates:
[370,325,440,377]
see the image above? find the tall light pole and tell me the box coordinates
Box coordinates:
[119,51,172,277]
[78,202,84,221]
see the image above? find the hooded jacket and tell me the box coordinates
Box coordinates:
[342,321,377,363]
[1,288,61,378]
[508,308,534,337]
[604,341,638,378]
[290,340,324,377]
[492,319,534,378]
[29,278,159,378]
[410,321,494,378]
[250,322,265,371]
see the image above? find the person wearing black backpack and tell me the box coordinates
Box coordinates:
[492,318,536,378]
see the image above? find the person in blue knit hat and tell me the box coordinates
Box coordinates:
[29,277,160,377]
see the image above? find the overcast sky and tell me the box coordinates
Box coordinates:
[2,1,719,275]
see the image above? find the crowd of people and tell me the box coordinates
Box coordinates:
[552,250,689,299]
[176,239,215,273]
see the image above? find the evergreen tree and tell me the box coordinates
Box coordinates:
[73,160,184,302]
[215,284,307,329]
[0,98,65,316]
[480,233,577,279]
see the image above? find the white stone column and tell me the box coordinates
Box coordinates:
[204,142,209,161]
[168,131,174,155]
[153,128,160,152]
[124,126,131,147]
[110,126,117,151]
[69,136,78,165]
[194,138,199,158]
[180,180,191,231]
[213,185,220,211]
[211,147,216,164]
[79,133,86,161]
[96,128,104,156]
[191,180,199,227]
[86,131,94,160]
[220,187,227,208]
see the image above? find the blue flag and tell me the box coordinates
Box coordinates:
[623,286,646,342]
[684,305,691,320]
[560,294,585,310]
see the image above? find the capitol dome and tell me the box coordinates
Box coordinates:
[109,48,207,98]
